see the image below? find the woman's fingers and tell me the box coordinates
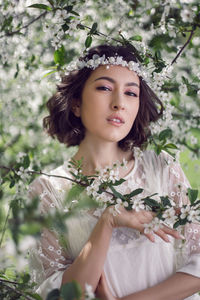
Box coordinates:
[161,225,182,239]
[154,225,182,242]
[107,206,182,244]
[144,233,155,242]
[154,228,170,242]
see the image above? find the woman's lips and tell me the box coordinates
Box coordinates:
[107,115,125,126]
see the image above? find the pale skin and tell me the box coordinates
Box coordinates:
[61,65,200,299]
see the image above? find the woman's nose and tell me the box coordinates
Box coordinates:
[111,93,125,111]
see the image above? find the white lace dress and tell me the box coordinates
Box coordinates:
[28,150,200,300]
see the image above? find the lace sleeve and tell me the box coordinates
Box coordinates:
[165,154,200,278]
[166,154,190,206]
[28,175,73,298]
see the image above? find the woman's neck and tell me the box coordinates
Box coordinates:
[72,138,133,176]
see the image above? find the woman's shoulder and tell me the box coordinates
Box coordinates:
[138,149,175,169]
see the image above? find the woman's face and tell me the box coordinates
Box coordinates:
[75,64,140,144]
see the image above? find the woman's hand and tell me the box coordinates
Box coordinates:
[102,205,182,243]
[95,271,119,300]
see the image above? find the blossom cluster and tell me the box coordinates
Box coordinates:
[68,158,200,234]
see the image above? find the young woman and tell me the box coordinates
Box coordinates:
[29,44,200,299]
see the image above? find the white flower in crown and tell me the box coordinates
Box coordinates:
[87,59,95,68]
[115,56,123,66]
[108,56,116,64]
[76,60,85,69]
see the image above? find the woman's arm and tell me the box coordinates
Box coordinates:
[96,271,200,300]
[120,272,200,300]
[61,211,113,293]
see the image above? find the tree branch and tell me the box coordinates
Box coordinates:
[171,26,196,65]
[0,165,86,186]
[0,165,115,198]
[0,278,20,285]
[0,281,34,300]
[0,11,47,39]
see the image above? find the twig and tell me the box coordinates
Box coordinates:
[0,165,86,186]
[0,278,20,285]
[0,11,47,39]
[79,23,121,44]
[0,281,34,300]
[171,26,196,65]
[0,165,115,198]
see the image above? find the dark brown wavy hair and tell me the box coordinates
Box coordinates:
[43,44,164,150]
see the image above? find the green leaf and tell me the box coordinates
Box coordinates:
[160,196,171,207]
[62,23,70,32]
[173,220,180,229]
[155,50,161,60]
[65,184,85,205]
[42,70,57,78]
[78,192,98,210]
[187,188,198,205]
[14,63,19,78]
[22,273,30,284]
[90,22,98,34]
[2,16,13,31]
[143,197,160,208]
[182,76,189,85]
[174,218,187,228]
[26,293,43,300]
[28,4,52,11]
[77,23,85,30]
[164,143,178,150]
[9,179,15,188]
[112,178,126,186]
[130,35,142,42]
[154,145,162,155]
[71,10,80,16]
[60,281,82,299]
[159,128,172,141]
[46,288,60,300]
[143,57,149,65]
[156,211,163,219]
[191,200,200,207]
[20,223,41,235]
[64,5,73,12]
[126,188,143,198]
[23,155,30,169]
[85,35,92,48]
[109,186,125,200]
[54,45,66,66]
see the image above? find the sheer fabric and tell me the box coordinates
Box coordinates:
[28,150,200,299]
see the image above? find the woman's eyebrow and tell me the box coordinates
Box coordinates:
[94,76,139,88]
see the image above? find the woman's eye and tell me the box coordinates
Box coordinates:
[96,86,111,91]
[125,91,138,97]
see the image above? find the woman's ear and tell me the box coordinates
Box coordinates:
[72,100,81,117]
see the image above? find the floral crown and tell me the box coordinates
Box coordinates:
[66,54,148,80]
[65,53,173,95]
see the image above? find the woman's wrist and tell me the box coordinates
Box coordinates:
[101,207,114,230]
